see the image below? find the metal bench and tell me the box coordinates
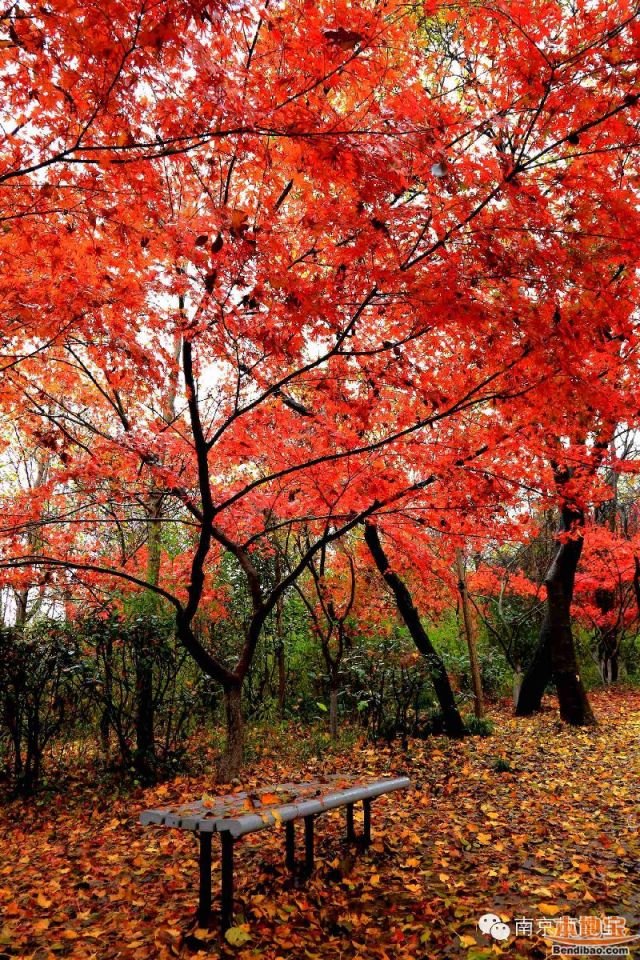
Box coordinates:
[140,773,410,931]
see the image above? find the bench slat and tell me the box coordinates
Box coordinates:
[139,776,410,836]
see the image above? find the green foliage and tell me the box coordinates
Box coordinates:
[492,757,513,773]
[340,627,436,740]
[0,620,83,795]
[476,588,545,677]
[464,716,494,737]
[78,609,205,776]
[0,606,212,795]
[432,612,512,701]
[623,633,640,681]
[246,720,362,766]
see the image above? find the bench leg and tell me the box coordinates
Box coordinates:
[220,832,234,933]
[285,820,295,872]
[346,803,356,843]
[304,815,314,874]
[363,798,372,847]
[197,832,212,927]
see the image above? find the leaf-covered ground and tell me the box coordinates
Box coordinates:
[1,689,639,960]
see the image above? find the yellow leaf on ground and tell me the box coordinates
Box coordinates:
[538,903,562,917]
[225,926,252,947]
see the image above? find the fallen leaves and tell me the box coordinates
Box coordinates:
[0,690,638,959]
[538,902,564,916]
[225,926,252,947]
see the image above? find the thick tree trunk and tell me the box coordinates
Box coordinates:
[547,546,595,726]
[516,498,595,725]
[455,549,485,719]
[174,615,241,770]
[365,524,466,737]
[609,654,618,684]
[218,684,244,782]
[515,628,551,715]
[512,664,523,708]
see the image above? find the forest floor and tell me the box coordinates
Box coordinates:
[1,689,639,960]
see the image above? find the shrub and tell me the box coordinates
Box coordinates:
[0,621,83,794]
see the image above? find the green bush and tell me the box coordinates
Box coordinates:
[465,715,494,737]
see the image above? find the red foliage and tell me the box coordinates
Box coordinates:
[1,0,640,681]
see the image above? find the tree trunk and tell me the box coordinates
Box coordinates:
[548,540,595,726]
[99,630,114,759]
[516,498,595,725]
[274,554,286,717]
[14,588,28,629]
[134,633,155,779]
[595,589,619,686]
[515,628,551,715]
[276,644,286,717]
[365,524,466,737]
[597,623,619,685]
[512,662,523,709]
[6,697,23,782]
[133,331,180,776]
[218,684,244,782]
[130,494,165,778]
[455,549,485,719]
[22,722,40,797]
[599,650,618,685]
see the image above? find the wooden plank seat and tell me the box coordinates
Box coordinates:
[140,773,410,931]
